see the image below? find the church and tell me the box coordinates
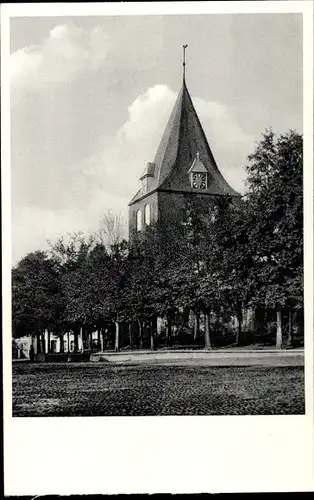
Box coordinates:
[14,48,244,361]
[128,46,239,235]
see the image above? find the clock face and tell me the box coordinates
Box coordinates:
[192,172,207,189]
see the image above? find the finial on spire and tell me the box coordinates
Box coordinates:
[182,44,188,81]
[196,151,200,160]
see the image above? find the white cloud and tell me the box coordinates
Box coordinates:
[193,97,255,191]
[12,193,130,266]
[92,84,253,196]
[10,16,302,266]
[194,98,253,146]
[78,85,176,203]
[11,24,108,99]
[12,84,253,264]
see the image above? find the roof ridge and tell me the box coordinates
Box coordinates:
[154,84,184,185]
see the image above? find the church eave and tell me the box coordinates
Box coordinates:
[129,186,240,207]
[128,189,158,206]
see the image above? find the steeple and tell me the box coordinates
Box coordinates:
[129,50,239,206]
[182,44,188,82]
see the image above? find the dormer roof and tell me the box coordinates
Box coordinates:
[188,152,208,174]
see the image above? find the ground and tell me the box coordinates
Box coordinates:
[12,362,304,416]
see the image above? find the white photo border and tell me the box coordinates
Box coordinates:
[2,1,313,495]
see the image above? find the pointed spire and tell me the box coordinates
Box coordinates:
[128,54,239,206]
[182,44,188,81]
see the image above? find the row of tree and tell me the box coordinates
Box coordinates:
[12,130,303,351]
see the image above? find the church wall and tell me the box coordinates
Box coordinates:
[157,191,218,228]
[129,190,221,243]
[128,191,159,237]
[157,191,187,228]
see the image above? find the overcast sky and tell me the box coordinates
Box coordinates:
[10,14,302,265]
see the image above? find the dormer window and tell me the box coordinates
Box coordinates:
[188,151,208,190]
[139,162,156,193]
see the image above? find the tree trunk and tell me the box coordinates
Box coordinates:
[100,328,104,352]
[74,328,79,352]
[37,332,42,353]
[235,307,244,346]
[129,323,133,349]
[254,307,265,340]
[175,307,189,338]
[114,321,120,352]
[138,318,143,349]
[43,330,47,353]
[287,307,293,348]
[47,331,51,353]
[79,326,84,353]
[30,335,35,361]
[150,319,155,350]
[35,333,39,353]
[194,312,200,341]
[67,331,71,352]
[95,329,99,351]
[59,331,64,353]
[276,306,283,349]
[44,331,47,354]
[204,312,212,350]
[40,332,45,354]
[32,334,37,355]
[149,317,156,350]
[153,316,158,349]
[166,314,172,347]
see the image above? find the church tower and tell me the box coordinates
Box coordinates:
[128,46,239,236]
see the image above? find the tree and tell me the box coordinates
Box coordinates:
[124,230,157,348]
[244,129,303,348]
[12,130,303,355]
[48,232,99,350]
[212,196,255,346]
[97,210,126,253]
[12,251,63,353]
[102,240,130,351]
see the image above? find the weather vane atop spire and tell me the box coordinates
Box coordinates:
[182,44,188,81]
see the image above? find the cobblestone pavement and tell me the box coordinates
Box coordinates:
[12,363,305,417]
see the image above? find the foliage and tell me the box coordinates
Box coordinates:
[12,129,303,348]
[244,129,303,310]
[12,251,63,338]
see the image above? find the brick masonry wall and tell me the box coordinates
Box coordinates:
[129,190,221,239]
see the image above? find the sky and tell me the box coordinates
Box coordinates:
[10,13,302,265]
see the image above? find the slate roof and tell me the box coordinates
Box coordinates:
[129,79,239,205]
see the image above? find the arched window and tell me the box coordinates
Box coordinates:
[136,209,142,231]
[145,204,151,226]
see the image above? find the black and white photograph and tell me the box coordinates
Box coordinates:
[2,0,314,495]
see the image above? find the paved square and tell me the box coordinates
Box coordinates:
[12,363,304,416]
